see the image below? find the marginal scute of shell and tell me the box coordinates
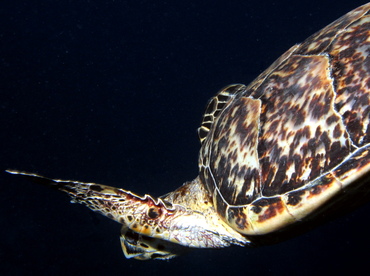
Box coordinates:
[281,172,342,221]
[331,146,370,187]
[226,172,343,235]
[246,197,296,235]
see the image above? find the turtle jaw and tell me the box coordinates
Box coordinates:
[120,225,192,260]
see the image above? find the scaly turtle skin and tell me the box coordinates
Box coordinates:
[7,3,370,260]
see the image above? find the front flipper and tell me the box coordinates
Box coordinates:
[6,170,246,252]
[6,170,175,231]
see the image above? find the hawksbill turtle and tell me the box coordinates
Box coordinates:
[7,3,370,260]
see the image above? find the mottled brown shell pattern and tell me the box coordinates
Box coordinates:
[199,3,370,235]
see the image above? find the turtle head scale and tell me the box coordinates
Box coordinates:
[5,170,248,260]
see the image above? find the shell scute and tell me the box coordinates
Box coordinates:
[254,53,350,196]
[227,206,249,231]
[331,145,370,186]
[296,4,370,55]
[281,172,342,220]
[200,96,262,206]
[331,16,370,146]
[246,196,295,235]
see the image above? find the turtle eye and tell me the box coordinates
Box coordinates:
[148,207,160,219]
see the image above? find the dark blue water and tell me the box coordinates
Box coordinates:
[1,1,370,275]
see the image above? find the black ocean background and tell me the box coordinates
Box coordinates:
[1,1,370,275]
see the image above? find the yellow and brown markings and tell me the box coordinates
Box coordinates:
[282,172,342,221]
[221,127,370,236]
[296,4,370,55]
[244,196,295,235]
[198,84,246,143]
[226,172,343,235]
[6,170,178,238]
[331,145,370,186]
[254,54,351,196]
[245,44,299,96]
[202,96,262,206]
[199,3,370,235]
[330,16,370,146]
